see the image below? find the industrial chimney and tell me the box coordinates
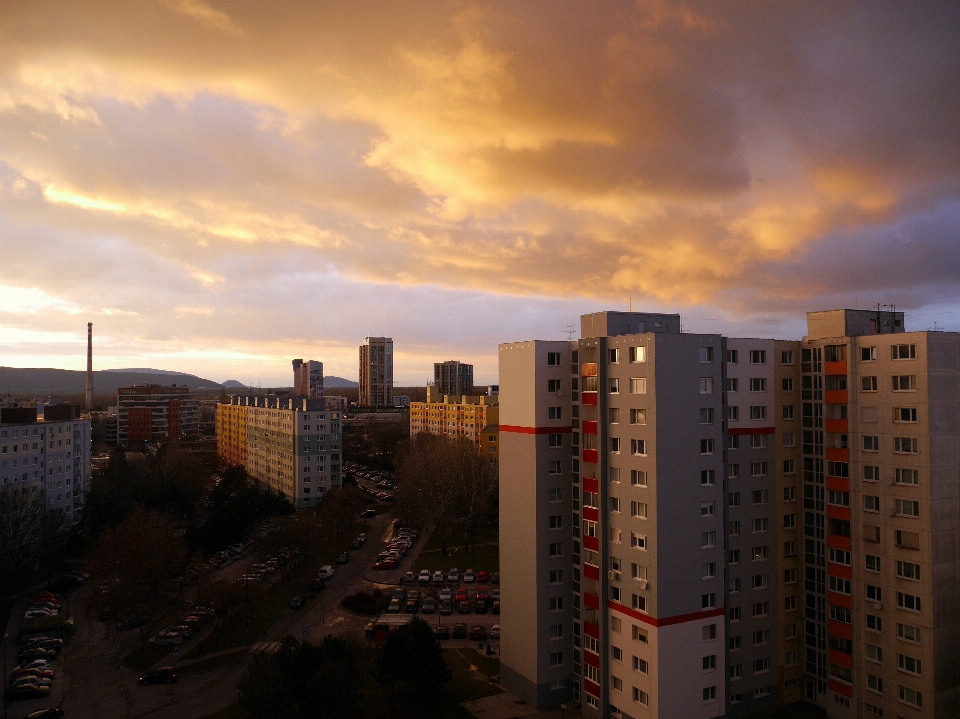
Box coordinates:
[86,322,93,411]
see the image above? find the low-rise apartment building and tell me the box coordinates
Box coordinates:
[409,387,499,463]
[117,384,199,444]
[216,395,342,508]
[0,406,91,521]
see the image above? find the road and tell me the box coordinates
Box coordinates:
[4,488,501,718]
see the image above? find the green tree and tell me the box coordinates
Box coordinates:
[238,635,363,719]
[375,617,450,695]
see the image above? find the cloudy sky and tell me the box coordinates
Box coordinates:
[2,1,958,386]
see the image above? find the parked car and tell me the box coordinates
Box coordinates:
[458,601,471,614]
[318,565,335,579]
[404,599,418,614]
[434,626,450,640]
[476,588,489,603]
[5,684,51,701]
[357,533,367,544]
[439,600,453,616]
[403,571,415,584]
[23,639,62,654]
[17,648,55,663]
[16,660,50,672]
[289,595,305,609]
[477,570,489,583]
[490,624,500,639]
[492,600,500,615]
[350,539,362,550]
[25,708,64,719]
[439,588,452,602]
[373,559,397,570]
[422,598,437,614]
[468,625,487,641]
[336,552,350,564]
[463,569,476,583]
[309,579,326,592]
[361,509,377,518]
[418,570,431,584]
[447,568,460,583]
[455,588,468,602]
[474,602,487,615]
[452,623,468,639]
[139,667,178,685]
[432,570,444,583]
[10,668,54,683]
[387,599,402,613]
[491,573,500,584]
[11,677,52,690]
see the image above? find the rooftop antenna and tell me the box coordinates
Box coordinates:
[564,324,576,341]
[629,296,632,312]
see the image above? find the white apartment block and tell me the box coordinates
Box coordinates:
[0,408,91,521]
[499,309,960,719]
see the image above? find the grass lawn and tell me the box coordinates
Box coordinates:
[460,648,500,678]
[417,544,499,575]
[177,648,247,674]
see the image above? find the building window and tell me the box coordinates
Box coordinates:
[729,520,740,536]
[726,377,739,392]
[703,654,717,670]
[897,592,922,613]
[749,405,767,420]
[898,685,923,708]
[749,378,767,392]
[898,653,922,676]
[629,408,646,425]
[631,501,648,519]
[752,658,770,674]
[548,570,563,584]
[631,594,647,612]
[727,349,739,363]
[894,407,918,423]
[783,568,797,584]
[897,622,921,644]
[703,686,717,702]
[609,348,620,364]
[548,651,563,666]
[701,469,716,485]
[749,350,766,364]
[699,347,714,363]
[549,597,563,611]
[629,346,646,363]
[784,596,797,612]
[548,460,563,474]
[862,376,878,391]
[632,688,649,705]
[896,560,921,581]
[896,530,920,549]
[892,344,916,360]
[702,562,717,578]
[630,378,647,394]
[547,352,561,366]
[892,375,916,391]
[548,515,563,529]
[548,433,563,447]
[699,378,714,394]
[867,674,883,694]
[630,532,646,550]
[609,467,621,483]
[728,405,740,421]
[861,346,877,361]
[548,379,562,392]
[630,439,646,456]
[784,541,797,557]
[701,502,715,517]
[548,407,563,420]
[630,470,647,486]
[549,487,563,502]
[632,624,648,643]
[700,407,715,424]
[608,408,620,424]
[895,499,920,517]
[700,439,715,455]
[728,549,740,564]
[863,465,880,481]
[701,531,716,548]
[548,542,563,556]
[895,468,919,485]
[863,435,879,451]
[609,378,620,394]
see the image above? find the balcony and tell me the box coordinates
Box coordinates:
[582,448,599,464]
[581,362,598,377]
[581,392,598,406]
[583,592,600,610]
[582,420,599,435]
[583,534,600,552]
[824,390,848,404]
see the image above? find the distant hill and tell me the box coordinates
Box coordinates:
[222,380,247,388]
[0,367,223,394]
[325,376,358,388]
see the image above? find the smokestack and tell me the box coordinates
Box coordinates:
[86,322,93,411]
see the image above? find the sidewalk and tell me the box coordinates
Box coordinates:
[462,687,580,719]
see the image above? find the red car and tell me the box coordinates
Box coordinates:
[476,588,489,603]
[476,571,489,583]
[373,559,397,570]
[455,588,468,602]
[10,668,54,683]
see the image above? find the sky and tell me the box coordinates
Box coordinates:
[1,1,959,386]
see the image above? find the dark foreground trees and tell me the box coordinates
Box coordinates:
[375,617,451,695]
[238,635,363,719]
[0,488,72,586]
[395,434,498,555]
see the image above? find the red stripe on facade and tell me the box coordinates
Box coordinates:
[726,426,776,436]
[583,679,601,698]
[499,424,573,434]
[583,534,600,552]
[582,448,599,464]
[829,563,852,580]
[828,591,852,609]
[583,477,599,494]
[827,476,850,492]
[827,505,850,521]
[827,534,851,551]
[829,649,853,668]
[584,592,600,610]
[583,650,600,669]
[608,601,725,628]
[582,506,599,522]
[829,620,853,640]
[583,563,600,581]
[829,680,853,698]
[584,621,600,639]
[825,447,849,462]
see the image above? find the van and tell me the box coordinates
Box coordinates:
[318,565,335,580]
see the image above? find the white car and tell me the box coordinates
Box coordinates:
[318,565,335,579]
[490,624,500,639]
[463,569,476,583]
[447,568,460,583]
[418,569,431,584]
[23,609,53,619]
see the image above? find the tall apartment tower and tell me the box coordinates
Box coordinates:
[292,359,324,399]
[359,337,393,407]
[434,360,474,397]
[499,308,960,719]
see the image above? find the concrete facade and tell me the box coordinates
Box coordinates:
[0,408,91,521]
[434,360,475,397]
[117,384,199,444]
[499,309,960,719]
[216,395,342,508]
[359,337,393,407]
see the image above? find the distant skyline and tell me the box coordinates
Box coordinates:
[2,2,958,386]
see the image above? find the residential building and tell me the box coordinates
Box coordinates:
[393,395,411,408]
[292,359,324,399]
[409,387,499,464]
[117,384,199,444]
[323,395,348,413]
[0,406,91,521]
[359,337,393,407]
[498,309,960,719]
[215,395,342,508]
[434,360,474,397]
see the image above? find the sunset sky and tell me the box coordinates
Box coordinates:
[2,1,958,386]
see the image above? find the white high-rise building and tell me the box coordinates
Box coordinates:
[292,359,324,399]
